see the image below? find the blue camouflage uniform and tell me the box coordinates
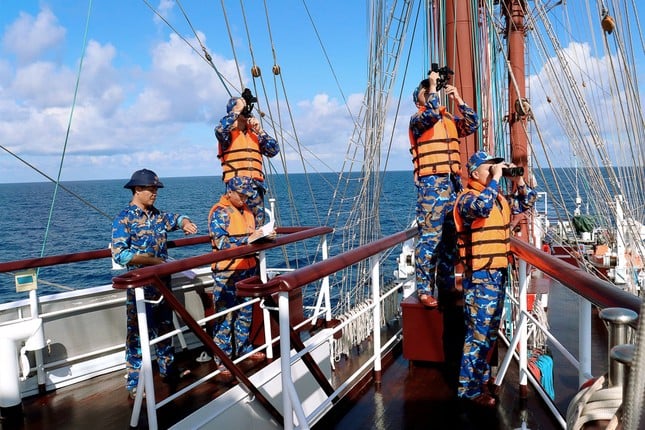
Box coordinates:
[208,183,259,364]
[455,175,537,399]
[409,91,479,299]
[215,99,280,226]
[111,204,189,393]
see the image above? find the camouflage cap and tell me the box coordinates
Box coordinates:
[467,151,505,174]
[226,176,255,197]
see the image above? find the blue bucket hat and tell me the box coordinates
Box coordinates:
[467,151,505,174]
[123,169,164,189]
[226,176,255,197]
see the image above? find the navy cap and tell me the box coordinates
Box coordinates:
[124,169,164,189]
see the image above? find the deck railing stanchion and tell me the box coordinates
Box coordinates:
[28,286,47,391]
[518,260,529,395]
[279,290,294,430]
[322,236,332,322]
[310,235,332,324]
[258,250,274,359]
[130,286,158,430]
[370,254,382,383]
[578,297,592,387]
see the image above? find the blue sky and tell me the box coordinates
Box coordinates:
[1,1,387,183]
[1,1,643,184]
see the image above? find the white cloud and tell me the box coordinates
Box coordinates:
[2,8,66,65]
[0,6,408,183]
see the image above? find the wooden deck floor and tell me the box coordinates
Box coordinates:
[314,342,561,430]
[2,345,561,430]
[1,295,567,430]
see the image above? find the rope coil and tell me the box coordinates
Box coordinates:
[566,374,621,430]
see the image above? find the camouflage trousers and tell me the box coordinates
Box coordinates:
[457,268,507,399]
[248,178,268,227]
[211,267,258,364]
[414,175,460,296]
[125,285,174,392]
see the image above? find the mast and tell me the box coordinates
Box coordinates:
[444,0,477,179]
[503,0,531,243]
[504,0,529,168]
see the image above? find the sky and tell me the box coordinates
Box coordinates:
[1,1,643,184]
[1,1,386,184]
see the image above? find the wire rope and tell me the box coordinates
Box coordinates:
[39,0,94,260]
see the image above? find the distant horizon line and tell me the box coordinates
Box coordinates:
[0,165,636,186]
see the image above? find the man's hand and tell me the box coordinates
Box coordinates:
[490,163,504,181]
[428,71,439,93]
[181,219,198,235]
[443,85,464,105]
[247,117,263,133]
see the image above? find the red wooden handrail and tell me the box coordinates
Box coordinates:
[511,238,641,314]
[112,226,333,290]
[236,228,418,297]
[0,236,211,273]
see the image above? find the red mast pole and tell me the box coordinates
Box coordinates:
[505,0,529,169]
[445,1,477,180]
[503,0,531,246]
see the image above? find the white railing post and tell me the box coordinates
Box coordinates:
[129,287,157,430]
[322,236,331,322]
[278,291,294,430]
[578,297,592,386]
[258,250,274,359]
[518,260,528,387]
[370,255,382,374]
[28,288,46,388]
[277,290,308,428]
[310,235,332,324]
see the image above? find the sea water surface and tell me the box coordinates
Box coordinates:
[0,169,582,304]
[1,172,419,303]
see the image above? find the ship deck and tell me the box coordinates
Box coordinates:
[2,335,561,430]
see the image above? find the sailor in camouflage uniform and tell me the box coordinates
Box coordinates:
[208,177,271,377]
[409,71,479,308]
[454,152,536,407]
[215,93,280,227]
[111,169,198,398]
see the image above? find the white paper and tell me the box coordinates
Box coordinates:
[249,220,275,244]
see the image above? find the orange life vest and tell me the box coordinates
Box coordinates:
[454,180,511,271]
[208,195,257,271]
[219,129,264,182]
[409,106,461,177]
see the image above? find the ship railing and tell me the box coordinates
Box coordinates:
[234,227,418,430]
[112,226,334,429]
[500,237,642,427]
[113,226,415,430]
[0,235,215,398]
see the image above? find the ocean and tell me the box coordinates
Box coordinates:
[0,169,582,304]
[1,171,419,303]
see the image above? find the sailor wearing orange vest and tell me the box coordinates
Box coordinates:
[215,90,280,227]
[409,70,479,308]
[453,151,536,407]
[207,176,274,378]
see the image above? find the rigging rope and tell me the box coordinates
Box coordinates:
[0,146,112,219]
[141,0,233,96]
[40,0,94,260]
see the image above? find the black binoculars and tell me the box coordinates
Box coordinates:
[502,167,524,177]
